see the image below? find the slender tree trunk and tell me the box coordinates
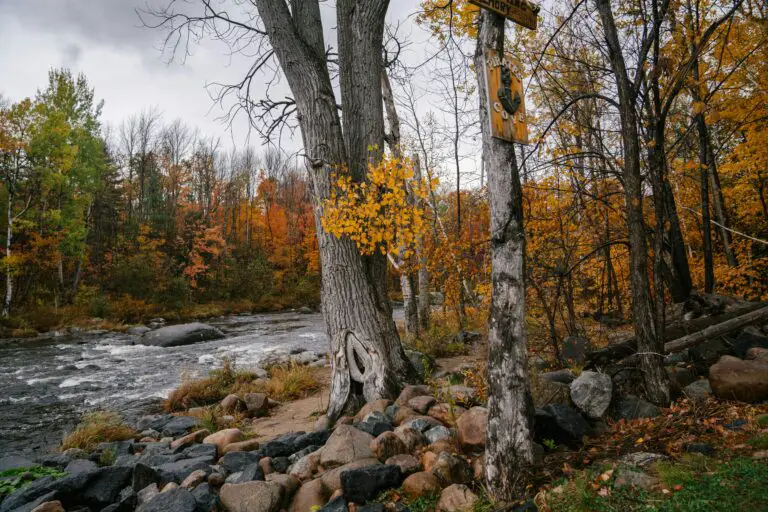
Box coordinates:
[595,0,670,405]
[3,194,13,318]
[475,10,534,501]
[706,135,738,266]
[692,54,715,293]
[382,69,419,337]
[414,155,431,332]
[254,0,417,420]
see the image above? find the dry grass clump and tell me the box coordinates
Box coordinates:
[233,362,321,402]
[165,358,259,412]
[60,411,136,452]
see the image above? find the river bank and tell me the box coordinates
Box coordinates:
[0,310,331,456]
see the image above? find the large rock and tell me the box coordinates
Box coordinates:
[428,403,466,426]
[288,478,326,512]
[437,484,478,512]
[456,406,487,450]
[320,425,374,468]
[221,395,246,414]
[220,452,261,474]
[402,472,441,498]
[0,455,36,472]
[393,426,428,453]
[733,330,768,358]
[709,355,768,402]
[171,429,210,451]
[354,399,392,422]
[156,457,213,486]
[161,416,201,438]
[203,428,245,455]
[682,379,713,402]
[570,371,613,419]
[385,454,421,476]
[431,452,472,487]
[319,458,381,493]
[30,502,64,512]
[137,487,198,512]
[288,450,321,481]
[340,464,402,504]
[370,431,408,461]
[140,322,224,348]
[396,385,432,406]
[612,395,661,420]
[408,396,437,415]
[219,481,283,512]
[244,393,269,418]
[222,439,261,455]
[81,466,133,508]
[535,404,589,445]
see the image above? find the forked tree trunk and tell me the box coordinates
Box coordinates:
[595,0,670,406]
[475,11,534,501]
[254,0,417,420]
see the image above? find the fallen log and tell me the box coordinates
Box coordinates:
[664,305,768,353]
[586,301,766,368]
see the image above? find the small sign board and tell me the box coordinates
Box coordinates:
[469,0,539,31]
[482,48,529,144]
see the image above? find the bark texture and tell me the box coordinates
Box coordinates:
[475,11,534,501]
[595,0,670,405]
[254,0,417,420]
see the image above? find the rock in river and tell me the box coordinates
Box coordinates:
[139,323,224,348]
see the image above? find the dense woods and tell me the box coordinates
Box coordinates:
[1,0,768,510]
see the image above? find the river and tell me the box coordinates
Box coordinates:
[0,310,333,457]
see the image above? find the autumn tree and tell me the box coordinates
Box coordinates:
[143,0,419,417]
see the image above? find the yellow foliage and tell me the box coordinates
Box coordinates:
[322,155,432,258]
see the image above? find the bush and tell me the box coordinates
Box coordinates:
[0,466,66,499]
[60,411,136,452]
[255,362,321,402]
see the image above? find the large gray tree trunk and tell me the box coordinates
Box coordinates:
[475,11,534,501]
[595,0,670,405]
[254,0,417,419]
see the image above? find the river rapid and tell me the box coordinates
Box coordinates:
[0,311,332,457]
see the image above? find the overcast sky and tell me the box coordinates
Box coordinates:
[0,0,486,183]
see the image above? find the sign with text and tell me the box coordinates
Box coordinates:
[469,0,539,31]
[483,48,529,144]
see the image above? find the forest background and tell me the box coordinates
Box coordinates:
[0,0,766,346]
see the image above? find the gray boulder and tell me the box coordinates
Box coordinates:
[137,487,198,512]
[613,395,661,420]
[570,371,613,419]
[682,379,713,402]
[534,404,589,445]
[139,323,224,348]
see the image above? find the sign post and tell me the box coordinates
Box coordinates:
[471,0,539,144]
[482,49,528,144]
[468,0,540,31]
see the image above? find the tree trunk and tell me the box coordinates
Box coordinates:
[254,0,417,420]
[707,135,738,267]
[595,0,670,405]
[414,155,431,333]
[382,69,420,338]
[3,194,13,318]
[475,10,534,501]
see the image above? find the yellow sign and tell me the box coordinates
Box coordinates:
[469,0,539,31]
[483,48,528,144]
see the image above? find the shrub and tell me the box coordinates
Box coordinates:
[0,466,66,499]
[60,411,136,452]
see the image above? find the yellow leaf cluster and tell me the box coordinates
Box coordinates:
[321,155,432,257]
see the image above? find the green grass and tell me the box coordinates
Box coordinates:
[757,415,768,428]
[747,433,768,450]
[546,457,768,512]
[0,466,67,498]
